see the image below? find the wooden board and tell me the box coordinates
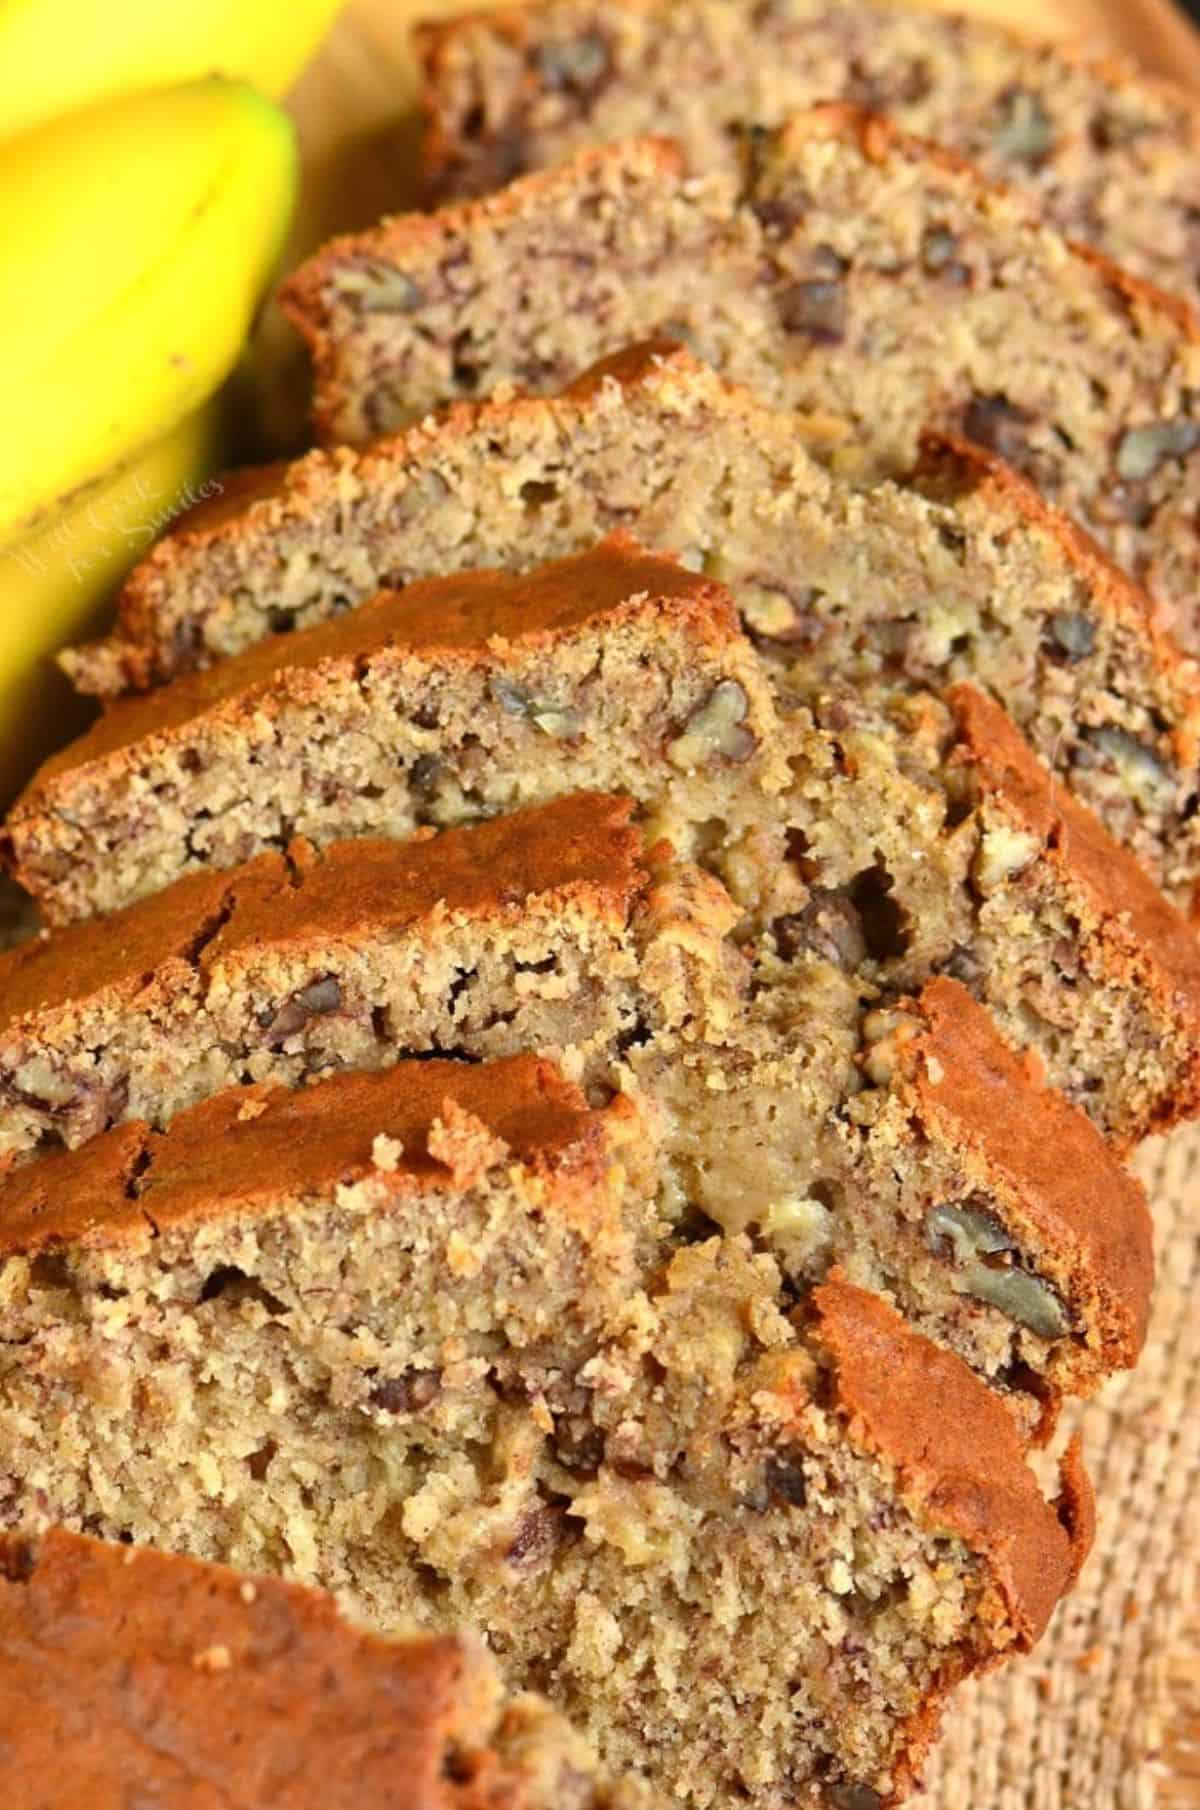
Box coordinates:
[281,2,1200,1802]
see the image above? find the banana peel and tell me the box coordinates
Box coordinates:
[0,400,227,806]
[0,77,296,546]
[0,0,345,141]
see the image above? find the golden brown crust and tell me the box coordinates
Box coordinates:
[903,977,1153,1366]
[772,100,1038,195]
[0,859,279,1037]
[0,1053,603,1255]
[811,1276,1090,1649]
[0,1527,522,1810]
[0,1120,151,1251]
[1071,235,1200,343]
[0,794,645,1040]
[557,336,689,400]
[1054,1433,1097,1595]
[948,682,1200,1126]
[212,794,643,965]
[141,1055,604,1233]
[167,459,295,537]
[23,537,728,791]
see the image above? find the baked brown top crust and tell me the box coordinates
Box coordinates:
[0,1120,150,1249]
[904,977,1153,1362]
[950,682,1200,1029]
[0,860,276,1034]
[0,1527,511,1810]
[558,336,691,400]
[0,794,644,1037]
[208,794,643,965]
[141,1055,604,1229]
[811,1277,1093,1648]
[27,535,729,788]
[0,1054,603,1255]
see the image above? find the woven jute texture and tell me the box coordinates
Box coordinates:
[914,1130,1200,1810]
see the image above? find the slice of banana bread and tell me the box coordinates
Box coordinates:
[11,538,788,925]
[415,0,1200,311]
[749,674,1200,1147]
[0,788,1155,1411]
[280,112,1200,655]
[62,346,1200,912]
[0,1056,1094,1810]
[0,793,746,1166]
[1,1527,644,1810]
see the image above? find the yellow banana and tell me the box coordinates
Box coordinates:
[0,0,345,141]
[0,400,228,806]
[0,77,296,547]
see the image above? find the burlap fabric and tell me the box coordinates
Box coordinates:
[916,1131,1200,1809]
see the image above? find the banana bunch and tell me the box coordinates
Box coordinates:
[0,0,344,142]
[0,0,334,802]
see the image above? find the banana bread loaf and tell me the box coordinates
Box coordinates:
[279,111,1200,655]
[415,0,1200,313]
[0,1054,1094,1810]
[0,788,1155,1410]
[0,1526,642,1810]
[62,345,1200,912]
